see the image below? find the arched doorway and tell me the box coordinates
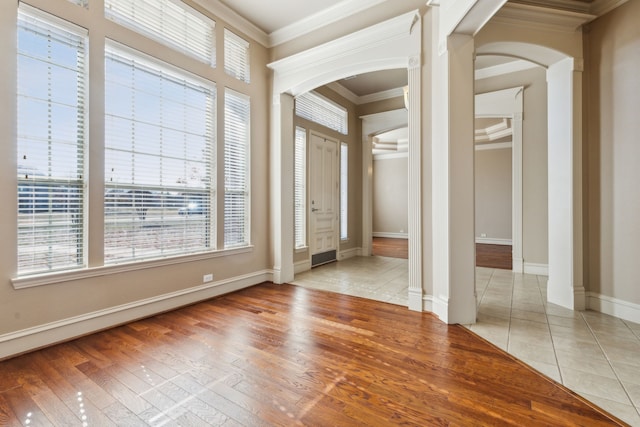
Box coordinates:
[268,10,424,310]
[476,42,586,310]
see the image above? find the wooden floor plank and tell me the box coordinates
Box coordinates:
[0,282,626,426]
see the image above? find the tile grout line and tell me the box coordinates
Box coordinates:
[537,274,564,385]
[580,312,639,415]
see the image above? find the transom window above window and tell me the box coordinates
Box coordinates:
[105,0,215,66]
[224,29,250,83]
[295,91,348,135]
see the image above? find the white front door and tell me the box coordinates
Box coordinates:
[309,133,339,266]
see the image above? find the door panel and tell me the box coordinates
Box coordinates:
[310,133,338,263]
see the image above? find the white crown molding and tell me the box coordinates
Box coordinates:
[269,0,388,47]
[326,82,360,104]
[373,152,409,160]
[328,82,405,105]
[360,87,405,105]
[192,0,269,46]
[589,0,629,16]
[509,0,628,17]
[475,58,539,80]
[493,2,596,32]
[475,141,513,151]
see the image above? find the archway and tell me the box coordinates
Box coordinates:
[268,10,424,310]
[476,42,585,310]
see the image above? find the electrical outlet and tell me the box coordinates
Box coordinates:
[203,273,213,283]
[480,233,487,238]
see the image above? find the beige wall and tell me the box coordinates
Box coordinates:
[373,156,409,236]
[475,148,512,240]
[475,66,549,265]
[586,0,640,304]
[0,1,271,338]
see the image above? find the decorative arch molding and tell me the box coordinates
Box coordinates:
[267,10,423,310]
[475,40,586,311]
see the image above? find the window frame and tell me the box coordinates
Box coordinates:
[294,126,307,250]
[223,88,251,249]
[16,4,89,276]
[103,41,217,265]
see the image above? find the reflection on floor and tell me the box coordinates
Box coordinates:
[291,256,640,425]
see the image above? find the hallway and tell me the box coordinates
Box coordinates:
[291,257,640,425]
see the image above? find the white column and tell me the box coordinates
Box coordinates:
[546,58,585,310]
[431,32,477,324]
[512,109,524,273]
[407,54,424,312]
[271,93,295,284]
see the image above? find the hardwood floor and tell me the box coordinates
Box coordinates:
[373,239,513,271]
[0,283,624,426]
[476,243,512,270]
[372,237,408,259]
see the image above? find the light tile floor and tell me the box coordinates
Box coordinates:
[291,256,640,426]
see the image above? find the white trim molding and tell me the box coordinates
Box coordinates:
[0,270,272,360]
[524,262,549,276]
[338,247,362,261]
[475,141,512,151]
[373,232,408,239]
[587,292,640,325]
[475,237,512,245]
[294,259,312,274]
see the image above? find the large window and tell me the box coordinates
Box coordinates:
[295,91,348,135]
[294,127,307,249]
[17,6,87,276]
[105,0,215,66]
[224,89,251,248]
[104,43,216,264]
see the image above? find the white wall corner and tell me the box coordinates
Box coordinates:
[294,259,312,275]
[587,292,640,325]
[0,270,273,360]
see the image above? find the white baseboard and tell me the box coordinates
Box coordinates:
[475,238,512,245]
[0,270,273,360]
[372,232,408,239]
[294,259,311,274]
[524,262,549,276]
[587,292,640,324]
[339,247,361,260]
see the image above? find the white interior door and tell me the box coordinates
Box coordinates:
[309,133,339,265]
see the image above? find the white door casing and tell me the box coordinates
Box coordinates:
[309,133,339,260]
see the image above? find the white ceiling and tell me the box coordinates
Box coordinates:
[216,0,346,34]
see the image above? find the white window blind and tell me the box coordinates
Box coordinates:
[105,0,215,66]
[224,29,250,83]
[224,89,250,248]
[17,6,87,276]
[295,91,348,135]
[340,142,348,241]
[104,43,216,264]
[294,127,307,249]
